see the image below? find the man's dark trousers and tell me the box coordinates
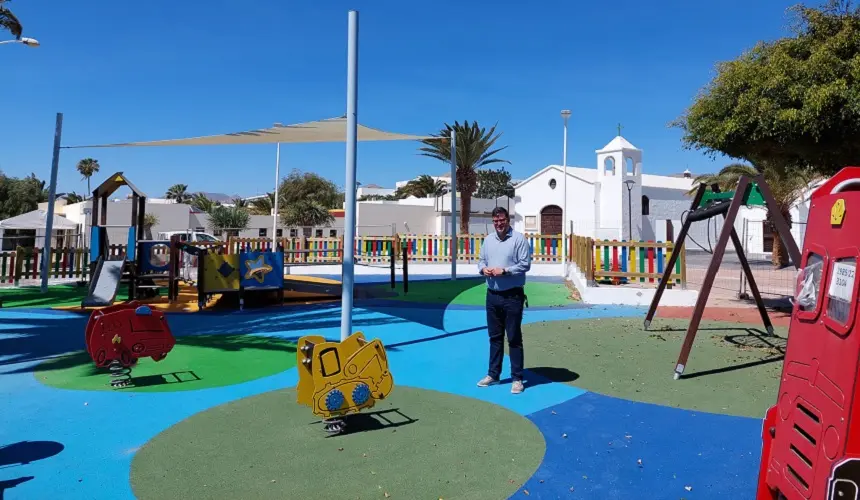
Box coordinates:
[486,286,525,381]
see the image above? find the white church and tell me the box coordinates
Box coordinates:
[510,135,811,257]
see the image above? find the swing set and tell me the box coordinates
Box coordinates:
[644,174,802,379]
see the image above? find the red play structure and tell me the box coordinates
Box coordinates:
[758,166,860,499]
[84,301,176,387]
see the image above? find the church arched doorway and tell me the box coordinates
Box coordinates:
[540,205,562,235]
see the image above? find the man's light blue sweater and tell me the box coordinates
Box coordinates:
[477,227,533,291]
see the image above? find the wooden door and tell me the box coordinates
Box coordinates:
[540,205,563,235]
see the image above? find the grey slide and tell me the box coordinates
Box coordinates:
[81,256,125,307]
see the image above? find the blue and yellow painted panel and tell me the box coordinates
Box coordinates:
[202,254,240,293]
[239,251,284,289]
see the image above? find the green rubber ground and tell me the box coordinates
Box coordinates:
[373,278,579,307]
[0,284,145,308]
[130,386,545,500]
[521,317,787,418]
[34,334,296,392]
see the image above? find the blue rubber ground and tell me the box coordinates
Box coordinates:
[0,284,766,500]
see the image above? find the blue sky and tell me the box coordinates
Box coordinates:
[1,0,818,199]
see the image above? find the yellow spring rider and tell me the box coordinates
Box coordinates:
[296,331,394,434]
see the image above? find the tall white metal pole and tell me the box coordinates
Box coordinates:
[272,142,280,249]
[41,112,63,292]
[561,110,570,276]
[340,10,359,341]
[449,129,457,280]
[272,142,281,252]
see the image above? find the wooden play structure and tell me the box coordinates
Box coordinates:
[167,240,286,310]
[644,173,802,379]
[82,173,159,307]
[757,166,860,499]
[296,331,394,434]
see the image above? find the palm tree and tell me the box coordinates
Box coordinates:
[165,184,190,203]
[76,158,100,197]
[0,0,22,39]
[207,205,250,238]
[419,121,510,233]
[282,200,335,227]
[64,192,84,204]
[190,193,218,213]
[690,162,820,268]
[249,193,275,215]
[399,174,448,198]
[143,213,159,239]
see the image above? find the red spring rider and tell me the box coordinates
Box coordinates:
[84,301,176,387]
[758,166,860,499]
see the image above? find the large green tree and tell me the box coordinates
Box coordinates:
[0,0,22,39]
[419,121,510,233]
[476,168,515,199]
[278,169,342,227]
[0,171,48,220]
[674,0,860,176]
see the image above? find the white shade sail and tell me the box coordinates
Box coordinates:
[0,210,78,230]
[64,116,438,148]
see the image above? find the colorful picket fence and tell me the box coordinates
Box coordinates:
[4,247,92,285]
[591,239,685,287]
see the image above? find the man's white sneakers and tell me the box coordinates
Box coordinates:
[477,376,525,394]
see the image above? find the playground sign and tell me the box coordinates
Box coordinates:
[829,261,856,302]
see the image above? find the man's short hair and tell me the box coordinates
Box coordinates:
[491,207,509,219]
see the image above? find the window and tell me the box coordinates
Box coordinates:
[196,233,218,242]
[524,216,537,231]
[604,157,615,175]
[796,253,824,312]
[626,157,634,175]
[276,229,283,237]
[213,230,222,237]
[549,178,557,189]
[315,229,323,237]
[329,229,338,237]
[258,228,267,237]
[289,229,297,238]
[642,195,650,215]
[195,227,205,232]
[826,257,855,325]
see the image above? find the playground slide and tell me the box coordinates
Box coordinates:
[81,256,126,307]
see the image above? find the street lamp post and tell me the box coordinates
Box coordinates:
[624,179,635,241]
[0,37,40,47]
[561,110,571,275]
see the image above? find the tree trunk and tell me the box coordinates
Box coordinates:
[769,209,792,268]
[459,193,471,235]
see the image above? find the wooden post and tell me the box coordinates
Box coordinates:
[673,177,750,379]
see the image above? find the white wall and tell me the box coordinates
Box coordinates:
[357,186,395,197]
[357,202,436,236]
[512,166,595,235]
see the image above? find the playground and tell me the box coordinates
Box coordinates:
[0,265,786,499]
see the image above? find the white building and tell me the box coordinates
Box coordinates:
[511,134,811,258]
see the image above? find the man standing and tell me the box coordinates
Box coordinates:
[476,207,532,394]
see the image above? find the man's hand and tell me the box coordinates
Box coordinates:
[484,267,505,276]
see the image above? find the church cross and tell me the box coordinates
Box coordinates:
[617,123,623,136]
